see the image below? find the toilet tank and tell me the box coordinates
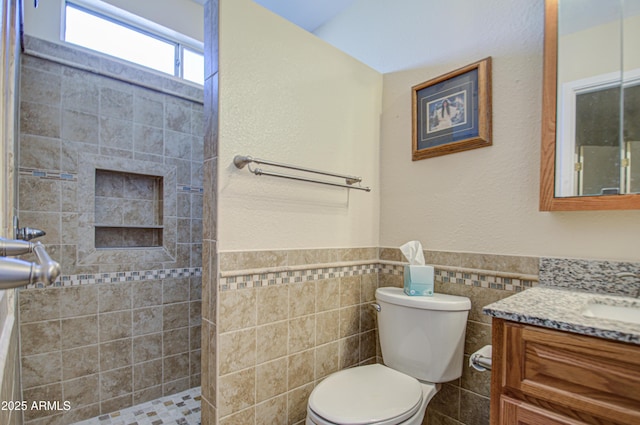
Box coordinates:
[375,287,471,383]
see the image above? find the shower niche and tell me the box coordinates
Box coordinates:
[94,169,164,248]
[78,154,177,265]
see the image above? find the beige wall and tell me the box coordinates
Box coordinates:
[206,0,384,422]
[218,0,382,252]
[318,0,640,262]
[23,0,203,45]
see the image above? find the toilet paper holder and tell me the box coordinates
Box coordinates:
[470,345,492,371]
[471,353,492,371]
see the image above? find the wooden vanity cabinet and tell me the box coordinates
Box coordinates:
[490,318,640,425]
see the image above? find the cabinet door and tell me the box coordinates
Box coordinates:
[502,321,640,425]
[500,396,586,425]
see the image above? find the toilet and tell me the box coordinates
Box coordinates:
[306,287,471,425]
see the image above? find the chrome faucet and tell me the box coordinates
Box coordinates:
[13,217,46,241]
[0,237,60,289]
[16,226,46,241]
[1,237,35,257]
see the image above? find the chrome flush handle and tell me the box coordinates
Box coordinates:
[370,303,381,312]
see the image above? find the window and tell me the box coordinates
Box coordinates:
[64,2,204,85]
[182,48,205,84]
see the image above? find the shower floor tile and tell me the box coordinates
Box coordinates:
[73,387,201,425]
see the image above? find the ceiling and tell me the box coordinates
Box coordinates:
[253,0,356,32]
[191,0,357,32]
[192,1,640,36]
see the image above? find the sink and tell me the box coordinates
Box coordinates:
[582,301,640,325]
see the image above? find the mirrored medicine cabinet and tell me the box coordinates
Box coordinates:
[540,0,640,210]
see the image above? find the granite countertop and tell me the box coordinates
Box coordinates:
[483,286,640,345]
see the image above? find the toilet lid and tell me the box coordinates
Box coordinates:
[308,364,423,425]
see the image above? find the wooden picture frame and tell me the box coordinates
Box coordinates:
[412,57,492,160]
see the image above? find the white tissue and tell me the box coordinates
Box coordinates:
[469,345,492,372]
[400,240,425,265]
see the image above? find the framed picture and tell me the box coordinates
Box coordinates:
[412,57,492,160]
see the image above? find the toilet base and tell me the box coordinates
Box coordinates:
[306,382,439,425]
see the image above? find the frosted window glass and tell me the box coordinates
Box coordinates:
[65,5,176,75]
[183,48,204,85]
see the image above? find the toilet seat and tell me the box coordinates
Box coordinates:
[308,364,423,425]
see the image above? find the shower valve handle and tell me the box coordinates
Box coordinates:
[0,240,60,288]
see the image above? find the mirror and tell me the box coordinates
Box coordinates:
[540,0,640,210]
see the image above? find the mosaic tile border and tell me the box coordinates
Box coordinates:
[179,185,204,194]
[220,261,538,293]
[381,263,538,292]
[28,267,202,289]
[436,269,536,292]
[21,167,203,194]
[220,263,378,291]
[19,167,77,181]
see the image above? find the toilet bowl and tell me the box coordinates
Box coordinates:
[305,364,438,425]
[306,287,471,425]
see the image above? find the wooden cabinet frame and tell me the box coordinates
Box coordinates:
[491,318,640,425]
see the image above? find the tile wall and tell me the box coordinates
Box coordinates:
[213,249,379,425]
[201,0,219,422]
[18,277,201,424]
[207,247,538,425]
[17,37,203,424]
[18,38,203,274]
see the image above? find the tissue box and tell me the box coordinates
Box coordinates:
[403,265,434,296]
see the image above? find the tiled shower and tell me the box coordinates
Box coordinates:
[16,36,203,424]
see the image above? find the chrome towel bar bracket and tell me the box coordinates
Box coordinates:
[233,155,371,192]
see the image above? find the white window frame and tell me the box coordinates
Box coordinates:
[62,0,204,84]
